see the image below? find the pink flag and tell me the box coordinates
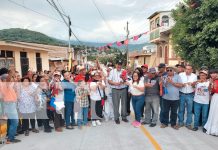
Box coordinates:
[116,41,122,47]
[133,35,139,41]
[107,43,113,47]
[124,39,129,45]
[143,31,149,35]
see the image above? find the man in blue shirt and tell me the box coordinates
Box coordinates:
[161,66,183,129]
[62,71,76,129]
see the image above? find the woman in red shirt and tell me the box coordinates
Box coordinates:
[204,69,218,136]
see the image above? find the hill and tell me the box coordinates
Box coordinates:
[0,28,153,51]
[0,28,66,46]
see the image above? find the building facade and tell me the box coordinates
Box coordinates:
[148,11,182,66]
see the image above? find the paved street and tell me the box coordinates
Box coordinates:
[1,115,217,150]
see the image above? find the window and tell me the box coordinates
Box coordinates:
[150,20,155,30]
[0,50,13,57]
[159,46,163,58]
[0,50,6,57]
[162,15,169,26]
[0,50,14,69]
[155,17,160,28]
[36,53,40,58]
[20,52,27,58]
[36,53,42,71]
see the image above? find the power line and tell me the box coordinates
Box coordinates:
[90,0,118,41]
[47,0,83,45]
[56,0,67,16]
[7,0,89,32]
[7,0,63,23]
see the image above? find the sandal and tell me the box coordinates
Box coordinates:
[171,125,179,130]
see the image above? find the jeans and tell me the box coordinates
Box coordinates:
[4,102,18,141]
[178,93,194,126]
[77,107,89,126]
[64,101,75,126]
[132,95,145,122]
[159,97,164,123]
[162,99,179,126]
[144,95,160,124]
[7,119,18,141]
[194,102,209,128]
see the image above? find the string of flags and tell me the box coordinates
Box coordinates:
[97,31,149,51]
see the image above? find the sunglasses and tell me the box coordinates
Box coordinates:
[167,69,173,72]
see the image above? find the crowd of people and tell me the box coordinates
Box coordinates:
[0,60,218,144]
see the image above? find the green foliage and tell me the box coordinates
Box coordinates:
[0,28,66,46]
[172,0,218,69]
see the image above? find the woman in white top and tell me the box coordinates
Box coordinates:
[90,71,106,127]
[18,77,39,136]
[127,71,145,128]
[192,70,210,132]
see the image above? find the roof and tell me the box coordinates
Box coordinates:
[0,41,68,52]
[129,51,152,58]
[147,11,171,19]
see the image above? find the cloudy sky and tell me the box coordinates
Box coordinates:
[0,0,181,43]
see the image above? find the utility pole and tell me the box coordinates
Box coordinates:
[68,16,71,59]
[126,21,129,66]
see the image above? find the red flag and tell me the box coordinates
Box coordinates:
[124,39,129,45]
[133,35,139,41]
[116,41,122,46]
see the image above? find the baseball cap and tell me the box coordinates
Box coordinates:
[158,63,166,68]
[141,64,148,68]
[175,64,185,68]
[199,70,208,75]
[116,60,123,65]
[148,67,156,73]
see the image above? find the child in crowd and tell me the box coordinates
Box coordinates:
[75,80,90,129]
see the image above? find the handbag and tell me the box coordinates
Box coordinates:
[97,86,107,106]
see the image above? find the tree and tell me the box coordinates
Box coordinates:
[171,0,218,69]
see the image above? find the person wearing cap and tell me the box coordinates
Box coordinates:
[62,70,76,129]
[192,70,210,132]
[178,65,197,129]
[175,64,185,74]
[158,63,167,77]
[140,64,148,118]
[108,60,129,124]
[157,63,167,124]
[141,64,149,77]
[160,66,183,130]
[142,67,161,127]
[74,65,86,83]
[204,68,218,136]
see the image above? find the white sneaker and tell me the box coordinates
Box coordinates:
[96,120,102,126]
[92,121,97,127]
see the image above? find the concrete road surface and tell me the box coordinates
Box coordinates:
[0,116,217,150]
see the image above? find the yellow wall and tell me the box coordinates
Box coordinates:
[0,45,49,74]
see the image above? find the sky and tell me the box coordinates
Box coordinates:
[0,0,181,43]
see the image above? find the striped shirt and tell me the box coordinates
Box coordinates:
[108,69,127,89]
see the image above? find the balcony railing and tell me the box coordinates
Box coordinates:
[150,28,160,41]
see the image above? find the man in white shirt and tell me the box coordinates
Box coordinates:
[178,65,197,129]
[108,60,128,124]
